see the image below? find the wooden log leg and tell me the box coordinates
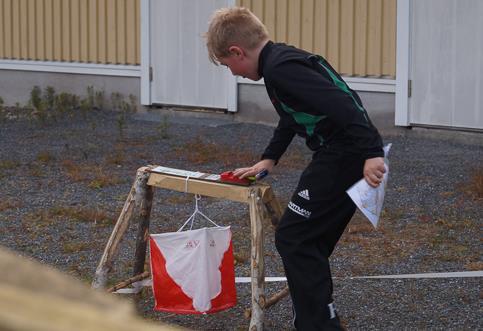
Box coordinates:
[107,271,150,293]
[245,286,290,318]
[132,182,154,278]
[91,168,151,289]
[248,189,266,331]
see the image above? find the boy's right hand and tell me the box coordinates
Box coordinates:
[233,159,275,179]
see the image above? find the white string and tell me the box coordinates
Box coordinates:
[178,194,220,232]
[184,175,190,193]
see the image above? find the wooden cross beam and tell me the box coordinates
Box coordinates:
[91,166,284,331]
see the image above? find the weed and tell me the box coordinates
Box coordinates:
[105,148,125,166]
[31,205,116,226]
[36,151,55,163]
[117,112,127,140]
[128,94,138,113]
[0,199,22,212]
[88,166,122,189]
[0,159,20,170]
[86,86,96,110]
[95,89,105,110]
[61,159,84,182]
[79,98,91,117]
[111,92,123,111]
[44,86,56,110]
[29,86,42,110]
[0,96,6,122]
[62,242,91,254]
[156,115,170,139]
[28,164,44,177]
[461,167,483,199]
[54,92,79,115]
[29,86,48,123]
[464,261,483,271]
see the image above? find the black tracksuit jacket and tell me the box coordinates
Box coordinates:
[259,41,384,162]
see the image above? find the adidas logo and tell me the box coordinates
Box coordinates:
[297,189,310,200]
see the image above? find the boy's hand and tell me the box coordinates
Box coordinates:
[233,159,275,179]
[363,157,386,188]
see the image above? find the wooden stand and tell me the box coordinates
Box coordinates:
[92,166,284,330]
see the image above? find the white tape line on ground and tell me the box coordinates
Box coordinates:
[235,277,287,283]
[113,270,482,293]
[347,270,483,279]
[235,270,483,283]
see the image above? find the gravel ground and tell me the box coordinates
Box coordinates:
[0,110,481,330]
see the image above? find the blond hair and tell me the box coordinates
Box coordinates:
[206,7,269,64]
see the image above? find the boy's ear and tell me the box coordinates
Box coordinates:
[228,46,244,57]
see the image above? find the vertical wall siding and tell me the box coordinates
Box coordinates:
[0,0,140,65]
[238,0,396,78]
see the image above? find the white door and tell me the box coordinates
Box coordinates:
[409,0,483,130]
[150,0,233,110]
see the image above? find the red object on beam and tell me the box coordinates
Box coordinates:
[219,171,252,186]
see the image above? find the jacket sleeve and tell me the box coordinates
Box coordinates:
[261,116,295,164]
[267,59,384,159]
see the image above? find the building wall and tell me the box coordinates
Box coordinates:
[0,70,140,108]
[237,0,396,78]
[0,0,140,65]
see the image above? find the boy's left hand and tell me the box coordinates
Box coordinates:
[363,157,386,188]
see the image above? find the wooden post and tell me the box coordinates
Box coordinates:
[132,174,154,278]
[91,167,151,289]
[248,188,266,331]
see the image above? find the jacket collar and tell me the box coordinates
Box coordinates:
[257,40,273,78]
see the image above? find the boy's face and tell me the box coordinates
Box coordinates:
[218,46,260,81]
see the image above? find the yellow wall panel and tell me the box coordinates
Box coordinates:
[0,0,139,65]
[88,0,98,62]
[275,0,288,43]
[71,0,80,62]
[301,0,315,52]
[382,0,396,77]
[354,0,368,76]
[27,0,36,59]
[20,0,28,59]
[314,0,328,56]
[3,0,13,58]
[12,0,20,58]
[135,0,140,64]
[126,0,136,64]
[45,0,54,60]
[287,0,301,46]
[239,0,396,78]
[80,0,89,62]
[327,0,340,68]
[106,0,117,64]
[0,0,5,58]
[117,0,126,64]
[264,0,276,40]
[367,0,383,76]
[98,0,107,63]
[62,0,71,61]
[339,0,354,75]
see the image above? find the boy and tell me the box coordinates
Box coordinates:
[206,7,385,330]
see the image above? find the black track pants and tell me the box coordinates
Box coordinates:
[275,149,365,331]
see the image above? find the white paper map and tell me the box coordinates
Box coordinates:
[347,144,392,229]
